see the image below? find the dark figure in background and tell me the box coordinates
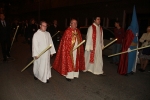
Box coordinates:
[12,20,19,42]
[49,20,60,47]
[27,19,38,52]
[0,14,11,61]
[22,20,29,43]
[18,21,24,36]
[112,21,124,65]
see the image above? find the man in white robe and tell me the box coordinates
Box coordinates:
[84,17,105,75]
[32,21,56,83]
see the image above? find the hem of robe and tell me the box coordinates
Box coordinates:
[63,71,79,79]
[84,69,103,75]
[34,75,52,83]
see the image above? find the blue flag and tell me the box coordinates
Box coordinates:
[128,6,139,43]
[127,6,139,73]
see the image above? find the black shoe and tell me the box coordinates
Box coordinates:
[34,76,37,80]
[7,54,11,58]
[100,73,106,76]
[3,58,7,62]
[129,71,134,75]
[138,68,145,72]
[110,62,115,64]
[66,78,71,82]
[138,68,143,72]
[46,80,49,83]
[141,69,145,72]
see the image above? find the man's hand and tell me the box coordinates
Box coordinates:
[34,56,38,59]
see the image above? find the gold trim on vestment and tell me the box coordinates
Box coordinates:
[70,30,80,71]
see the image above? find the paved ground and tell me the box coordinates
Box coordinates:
[0,36,150,100]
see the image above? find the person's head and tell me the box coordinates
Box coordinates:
[40,21,47,32]
[115,21,121,28]
[147,26,150,33]
[0,14,5,20]
[53,20,57,25]
[30,19,35,24]
[70,19,77,29]
[93,17,100,25]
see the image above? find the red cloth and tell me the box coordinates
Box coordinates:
[114,28,124,44]
[90,25,102,63]
[53,27,85,75]
[117,30,134,75]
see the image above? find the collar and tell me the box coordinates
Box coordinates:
[93,23,100,27]
[38,29,46,33]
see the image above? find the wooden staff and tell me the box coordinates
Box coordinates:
[52,31,60,38]
[10,26,19,51]
[73,40,85,51]
[103,38,117,50]
[21,44,52,72]
[108,45,150,57]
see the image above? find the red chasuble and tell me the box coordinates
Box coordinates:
[53,27,85,75]
[117,30,134,75]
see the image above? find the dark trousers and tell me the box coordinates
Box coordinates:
[28,40,32,52]
[1,39,11,59]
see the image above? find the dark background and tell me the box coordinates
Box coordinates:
[0,0,150,37]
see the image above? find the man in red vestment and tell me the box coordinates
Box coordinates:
[53,19,85,81]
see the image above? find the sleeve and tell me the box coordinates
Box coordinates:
[101,29,104,49]
[85,26,93,51]
[139,33,146,43]
[32,34,39,57]
[49,33,56,55]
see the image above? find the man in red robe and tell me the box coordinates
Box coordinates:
[53,19,85,81]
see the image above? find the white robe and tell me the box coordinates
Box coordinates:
[32,29,56,83]
[84,23,104,75]
[65,38,79,79]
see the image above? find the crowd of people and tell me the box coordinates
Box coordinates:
[0,13,149,83]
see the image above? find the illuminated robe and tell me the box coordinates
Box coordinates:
[84,23,104,75]
[32,29,56,83]
[53,27,85,79]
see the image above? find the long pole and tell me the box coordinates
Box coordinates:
[73,40,85,51]
[21,45,52,72]
[103,38,117,50]
[10,26,19,52]
[108,45,150,57]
